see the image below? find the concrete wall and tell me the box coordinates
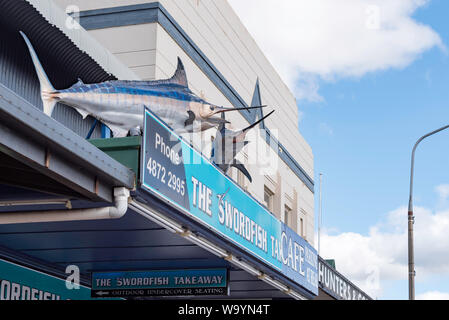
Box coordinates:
[54,0,315,245]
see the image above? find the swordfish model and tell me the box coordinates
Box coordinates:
[211,110,275,183]
[20,32,263,137]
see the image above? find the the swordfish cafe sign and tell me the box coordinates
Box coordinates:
[140,109,319,296]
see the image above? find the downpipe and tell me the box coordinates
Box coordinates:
[0,188,130,224]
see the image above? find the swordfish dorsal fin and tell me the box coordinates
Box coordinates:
[169,57,188,87]
[108,58,188,89]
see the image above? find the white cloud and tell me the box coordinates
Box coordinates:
[228,0,443,101]
[417,291,449,300]
[320,202,449,299]
[435,184,449,201]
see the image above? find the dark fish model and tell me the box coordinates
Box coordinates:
[211,110,275,183]
[20,32,263,137]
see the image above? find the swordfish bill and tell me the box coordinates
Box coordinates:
[20,31,264,137]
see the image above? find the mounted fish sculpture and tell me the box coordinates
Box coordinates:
[211,110,275,183]
[20,32,263,137]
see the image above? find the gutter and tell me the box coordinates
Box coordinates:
[0,188,129,225]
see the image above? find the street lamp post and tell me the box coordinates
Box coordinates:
[318,173,323,256]
[408,124,449,300]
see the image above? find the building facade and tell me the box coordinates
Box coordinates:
[56,0,315,243]
[0,0,368,300]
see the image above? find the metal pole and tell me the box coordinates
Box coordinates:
[318,173,323,256]
[408,124,449,300]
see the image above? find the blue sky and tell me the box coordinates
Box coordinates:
[299,0,449,299]
[302,0,449,233]
[230,0,449,299]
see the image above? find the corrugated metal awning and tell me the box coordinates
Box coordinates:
[0,0,137,201]
[25,0,139,81]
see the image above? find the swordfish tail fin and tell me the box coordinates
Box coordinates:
[20,31,58,116]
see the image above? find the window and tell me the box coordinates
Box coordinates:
[237,169,248,190]
[300,217,304,237]
[264,186,274,212]
[284,205,292,228]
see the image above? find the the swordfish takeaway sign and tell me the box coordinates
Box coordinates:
[140,109,318,296]
[92,269,228,298]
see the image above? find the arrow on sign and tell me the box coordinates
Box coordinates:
[95,291,110,296]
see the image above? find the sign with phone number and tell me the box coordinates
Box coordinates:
[140,109,318,296]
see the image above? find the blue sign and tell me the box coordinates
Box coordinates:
[92,269,228,297]
[0,258,92,300]
[141,109,318,296]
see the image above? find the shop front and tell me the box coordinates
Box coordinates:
[0,0,319,300]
